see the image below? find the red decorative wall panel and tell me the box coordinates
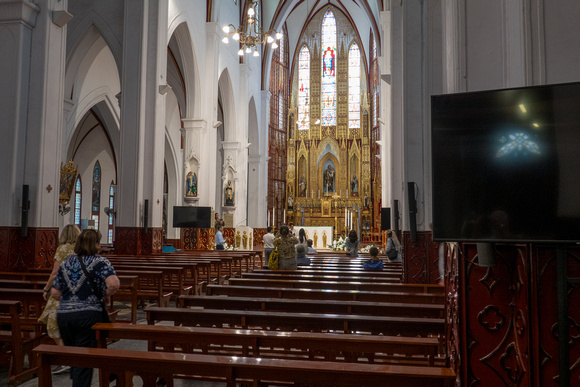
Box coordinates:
[0,227,57,272]
[253,228,267,249]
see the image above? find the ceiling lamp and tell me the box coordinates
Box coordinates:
[222,0,281,56]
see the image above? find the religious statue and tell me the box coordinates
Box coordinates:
[288,195,293,210]
[235,231,241,248]
[225,180,234,206]
[364,193,370,209]
[313,232,318,248]
[298,175,306,196]
[242,231,248,249]
[324,165,335,193]
[351,175,358,196]
[322,231,327,248]
[249,232,252,250]
[186,172,197,197]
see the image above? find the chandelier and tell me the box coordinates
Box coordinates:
[222,0,282,57]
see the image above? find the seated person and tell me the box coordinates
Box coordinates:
[295,244,311,266]
[363,247,384,271]
[306,239,317,255]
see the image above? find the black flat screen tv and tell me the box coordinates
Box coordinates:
[173,206,211,228]
[431,82,580,243]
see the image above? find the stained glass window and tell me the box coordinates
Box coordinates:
[348,43,361,129]
[107,183,115,243]
[321,9,337,126]
[279,92,284,133]
[298,45,310,130]
[92,161,101,229]
[279,33,285,62]
[74,176,81,226]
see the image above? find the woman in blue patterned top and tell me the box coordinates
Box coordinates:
[51,229,120,387]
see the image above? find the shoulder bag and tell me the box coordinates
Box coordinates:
[387,238,399,259]
[77,256,110,323]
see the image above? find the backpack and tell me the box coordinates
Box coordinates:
[268,239,280,270]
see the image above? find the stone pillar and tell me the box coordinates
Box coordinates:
[115,0,168,254]
[181,119,206,207]
[0,0,71,269]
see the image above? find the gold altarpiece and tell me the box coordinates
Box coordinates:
[286,103,374,239]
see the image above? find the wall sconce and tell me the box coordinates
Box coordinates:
[52,10,73,28]
[159,84,172,95]
[213,121,222,128]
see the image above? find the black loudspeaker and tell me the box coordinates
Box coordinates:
[393,200,400,235]
[380,208,391,231]
[143,199,149,234]
[21,185,30,237]
[477,243,496,267]
[407,182,417,242]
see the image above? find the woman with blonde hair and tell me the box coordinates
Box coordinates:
[38,224,80,374]
[385,229,402,262]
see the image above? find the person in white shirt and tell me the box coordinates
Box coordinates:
[262,227,275,266]
[307,239,317,255]
[215,225,226,250]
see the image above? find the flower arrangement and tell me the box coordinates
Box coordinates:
[223,242,235,251]
[328,238,346,252]
[358,244,374,254]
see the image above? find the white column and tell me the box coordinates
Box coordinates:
[260,90,272,227]
[116,0,168,229]
[0,0,71,228]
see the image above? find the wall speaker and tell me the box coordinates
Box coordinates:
[407,182,417,242]
[380,208,391,231]
[21,185,30,237]
[393,200,400,235]
[477,243,496,267]
[143,199,149,234]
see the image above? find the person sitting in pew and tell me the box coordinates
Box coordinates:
[295,245,311,266]
[306,239,317,255]
[363,247,384,271]
[275,225,299,270]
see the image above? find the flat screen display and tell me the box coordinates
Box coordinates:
[172,206,211,228]
[431,82,580,243]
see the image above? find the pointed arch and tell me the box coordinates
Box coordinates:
[348,42,361,129]
[74,176,82,226]
[92,161,102,230]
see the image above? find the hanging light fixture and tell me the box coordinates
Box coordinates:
[222,0,281,56]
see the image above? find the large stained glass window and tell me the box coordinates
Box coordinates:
[298,45,310,130]
[92,161,101,230]
[279,33,285,62]
[321,9,337,126]
[348,43,361,129]
[74,176,82,226]
[279,92,284,131]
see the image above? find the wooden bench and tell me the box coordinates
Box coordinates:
[114,270,171,307]
[228,277,445,294]
[178,295,444,319]
[242,272,403,283]
[205,284,445,304]
[0,300,48,386]
[34,344,455,387]
[109,264,192,301]
[93,322,443,366]
[145,306,445,337]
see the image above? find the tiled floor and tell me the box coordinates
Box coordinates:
[0,302,229,387]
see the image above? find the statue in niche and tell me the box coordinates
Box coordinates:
[313,232,318,248]
[298,175,306,197]
[351,176,358,196]
[288,195,293,210]
[249,232,252,249]
[186,172,197,197]
[364,193,370,209]
[243,231,248,249]
[225,180,234,206]
[322,231,327,248]
[235,231,241,248]
[323,164,335,193]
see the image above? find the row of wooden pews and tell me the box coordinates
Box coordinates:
[30,251,455,386]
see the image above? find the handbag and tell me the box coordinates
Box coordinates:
[268,240,280,270]
[77,256,110,323]
[386,238,399,259]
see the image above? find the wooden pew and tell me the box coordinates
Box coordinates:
[205,284,445,304]
[178,295,444,319]
[93,322,443,366]
[242,272,403,283]
[256,268,403,277]
[145,306,445,337]
[228,277,445,294]
[34,344,456,387]
[114,270,171,307]
[0,300,47,386]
